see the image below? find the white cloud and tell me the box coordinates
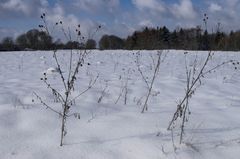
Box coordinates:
[0,27,20,40]
[2,0,240,41]
[0,0,48,18]
[139,20,154,27]
[101,21,135,39]
[209,3,222,12]
[205,0,240,32]
[226,0,239,7]
[74,0,120,13]
[43,4,100,42]
[132,0,165,12]
[2,0,29,15]
[171,0,197,19]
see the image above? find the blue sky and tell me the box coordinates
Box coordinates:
[0,0,240,41]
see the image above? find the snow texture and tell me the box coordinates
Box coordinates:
[0,50,240,159]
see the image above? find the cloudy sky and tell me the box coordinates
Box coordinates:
[0,0,240,41]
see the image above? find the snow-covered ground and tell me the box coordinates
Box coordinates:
[0,50,240,159]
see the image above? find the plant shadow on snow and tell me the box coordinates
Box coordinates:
[64,132,158,146]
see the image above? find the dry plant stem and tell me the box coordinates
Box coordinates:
[60,24,70,41]
[33,92,62,116]
[141,51,162,113]
[53,51,67,91]
[59,50,90,146]
[115,68,131,105]
[68,75,99,104]
[124,69,131,105]
[44,43,92,146]
[36,15,101,146]
[60,98,68,146]
[168,53,212,131]
[43,79,65,103]
[124,77,129,105]
[68,49,73,82]
[89,27,101,39]
[136,52,150,90]
[98,81,108,103]
[115,82,124,104]
[41,15,50,35]
[167,51,235,144]
[180,67,191,143]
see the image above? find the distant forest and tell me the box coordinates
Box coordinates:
[1,26,240,51]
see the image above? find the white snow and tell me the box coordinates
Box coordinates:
[44,67,60,75]
[0,50,240,159]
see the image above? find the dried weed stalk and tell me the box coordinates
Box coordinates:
[135,50,165,113]
[34,13,99,146]
[168,51,237,144]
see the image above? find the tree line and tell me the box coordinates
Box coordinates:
[0,29,97,51]
[124,26,240,51]
[1,26,240,51]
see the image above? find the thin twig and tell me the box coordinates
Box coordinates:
[141,51,163,113]
[33,92,62,116]
[68,74,99,104]
[53,51,68,91]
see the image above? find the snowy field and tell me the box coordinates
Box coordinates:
[0,50,240,159]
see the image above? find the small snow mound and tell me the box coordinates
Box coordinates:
[40,56,46,60]
[97,61,104,65]
[139,65,144,68]
[44,67,60,75]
